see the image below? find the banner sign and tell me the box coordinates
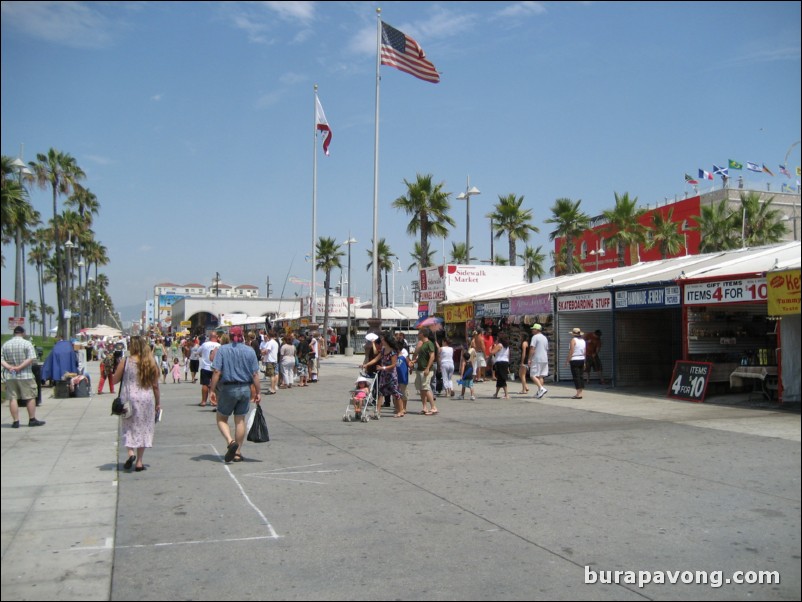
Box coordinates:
[556,291,612,312]
[419,264,524,302]
[684,278,767,305]
[767,269,800,315]
[615,286,681,309]
[474,301,509,318]
[509,294,552,315]
[444,303,474,323]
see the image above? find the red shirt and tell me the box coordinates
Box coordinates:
[482,334,494,355]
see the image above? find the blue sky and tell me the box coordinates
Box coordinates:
[2,1,800,325]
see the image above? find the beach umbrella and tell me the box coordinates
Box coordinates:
[414,316,443,331]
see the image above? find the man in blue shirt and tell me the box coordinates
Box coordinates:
[209,327,261,462]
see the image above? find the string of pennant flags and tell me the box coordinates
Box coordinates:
[685,159,801,190]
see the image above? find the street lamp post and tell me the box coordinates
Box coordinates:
[10,158,31,319]
[342,235,357,353]
[64,237,75,338]
[391,257,403,308]
[589,240,606,271]
[456,177,480,264]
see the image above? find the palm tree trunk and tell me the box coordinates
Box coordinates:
[322,270,331,334]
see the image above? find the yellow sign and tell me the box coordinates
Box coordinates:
[180,320,192,326]
[767,269,801,315]
[444,303,474,323]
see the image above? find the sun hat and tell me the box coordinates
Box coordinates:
[365,332,379,342]
[531,323,542,330]
[571,327,583,336]
[356,376,369,385]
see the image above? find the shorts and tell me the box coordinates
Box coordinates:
[586,355,602,372]
[476,352,487,368]
[414,370,432,392]
[4,379,37,402]
[189,359,200,373]
[200,369,214,386]
[264,362,277,377]
[216,384,251,416]
[458,378,474,388]
[530,362,549,378]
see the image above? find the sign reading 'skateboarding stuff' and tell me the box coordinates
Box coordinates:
[668,361,713,403]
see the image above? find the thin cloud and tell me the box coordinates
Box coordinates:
[84,154,113,166]
[222,1,315,44]
[728,45,801,67]
[1,1,115,49]
[496,2,548,18]
[151,94,163,102]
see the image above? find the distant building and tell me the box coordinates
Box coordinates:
[151,280,260,331]
[555,187,800,273]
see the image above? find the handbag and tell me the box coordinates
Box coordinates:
[247,404,270,443]
[110,359,130,416]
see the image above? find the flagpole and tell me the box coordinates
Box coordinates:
[371,8,382,320]
[312,84,318,326]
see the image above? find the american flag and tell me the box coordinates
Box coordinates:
[381,21,440,84]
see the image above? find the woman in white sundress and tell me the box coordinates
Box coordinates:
[113,336,161,472]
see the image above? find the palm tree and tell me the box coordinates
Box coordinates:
[29,148,86,339]
[544,198,590,275]
[315,236,344,334]
[392,173,455,269]
[647,208,685,259]
[408,242,436,272]
[65,185,100,225]
[449,242,469,264]
[27,231,51,337]
[520,245,547,282]
[739,192,787,247]
[550,246,583,275]
[487,193,539,266]
[1,156,41,317]
[25,300,38,331]
[366,238,394,311]
[602,192,648,267]
[691,199,737,253]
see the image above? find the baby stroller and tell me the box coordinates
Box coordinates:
[343,373,380,423]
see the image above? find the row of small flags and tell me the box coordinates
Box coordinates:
[685,161,800,185]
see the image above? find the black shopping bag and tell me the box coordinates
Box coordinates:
[247,405,270,443]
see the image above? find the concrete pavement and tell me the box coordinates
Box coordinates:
[2,354,800,601]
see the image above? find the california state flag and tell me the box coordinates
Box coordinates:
[315,96,332,156]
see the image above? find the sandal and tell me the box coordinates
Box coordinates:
[124,456,135,470]
[198,402,206,407]
[224,440,239,463]
[430,409,439,415]
[571,395,583,399]
[232,454,244,462]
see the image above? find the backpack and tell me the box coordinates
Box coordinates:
[103,354,115,373]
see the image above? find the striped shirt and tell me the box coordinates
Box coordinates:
[1,336,37,380]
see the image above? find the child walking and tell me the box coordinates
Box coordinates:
[458,349,475,400]
[171,357,182,383]
[161,357,169,384]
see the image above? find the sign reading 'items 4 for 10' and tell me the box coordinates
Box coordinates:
[683,278,768,305]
